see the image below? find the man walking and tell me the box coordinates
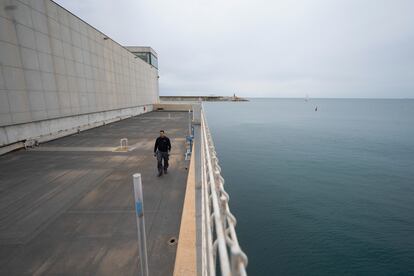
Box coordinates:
[154,130,171,177]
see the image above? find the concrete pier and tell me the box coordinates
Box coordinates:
[0,111,190,275]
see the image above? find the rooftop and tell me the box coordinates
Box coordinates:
[0,111,190,275]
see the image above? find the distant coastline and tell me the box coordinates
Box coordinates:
[160,95,249,102]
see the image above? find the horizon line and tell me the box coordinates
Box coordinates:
[159,95,414,100]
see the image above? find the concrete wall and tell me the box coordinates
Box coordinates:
[0,0,159,147]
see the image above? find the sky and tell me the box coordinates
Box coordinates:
[55,0,414,98]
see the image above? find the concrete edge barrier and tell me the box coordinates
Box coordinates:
[153,103,194,111]
[173,144,197,276]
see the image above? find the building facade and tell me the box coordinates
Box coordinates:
[0,0,159,149]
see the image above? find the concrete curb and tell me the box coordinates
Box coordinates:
[173,144,197,276]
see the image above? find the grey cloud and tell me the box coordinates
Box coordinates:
[56,0,414,98]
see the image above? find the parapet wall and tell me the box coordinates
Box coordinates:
[0,0,159,148]
[0,104,153,155]
[153,103,194,111]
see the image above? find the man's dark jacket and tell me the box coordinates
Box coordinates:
[154,136,171,153]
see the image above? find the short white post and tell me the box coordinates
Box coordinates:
[188,109,192,136]
[133,173,149,276]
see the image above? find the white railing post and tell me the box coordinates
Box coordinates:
[133,173,149,276]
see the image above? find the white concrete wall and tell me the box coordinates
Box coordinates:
[0,104,153,154]
[0,0,159,147]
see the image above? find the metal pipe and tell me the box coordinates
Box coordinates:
[201,134,215,275]
[201,112,231,275]
[200,106,248,276]
[133,173,149,276]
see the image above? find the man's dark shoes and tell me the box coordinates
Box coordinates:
[157,171,163,177]
[164,169,168,174]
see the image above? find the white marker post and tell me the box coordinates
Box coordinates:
[133,173,149,276]
[188,109,192,136]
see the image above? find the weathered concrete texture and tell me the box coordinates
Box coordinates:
[0,0,159,144]
[0,104,153,148]
[0,111,190,276]
[173,144,196,276]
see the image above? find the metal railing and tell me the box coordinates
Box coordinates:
[200,108,248,276]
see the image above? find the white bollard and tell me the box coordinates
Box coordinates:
[133,173,149,276]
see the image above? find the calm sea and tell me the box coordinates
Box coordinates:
[204,98,414,276]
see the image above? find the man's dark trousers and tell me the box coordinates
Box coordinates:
[157,151,169,173]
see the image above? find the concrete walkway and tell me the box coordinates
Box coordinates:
[0,111,190,276]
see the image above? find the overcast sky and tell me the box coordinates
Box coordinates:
[56,0,414,98]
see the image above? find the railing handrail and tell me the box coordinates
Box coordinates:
[200,105,248,276]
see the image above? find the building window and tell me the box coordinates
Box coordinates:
[150,54,158,69]
[133,52,158,69]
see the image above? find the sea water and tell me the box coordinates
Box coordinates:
[204,98,414,276]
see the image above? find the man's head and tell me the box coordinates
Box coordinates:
[159,130,165,137]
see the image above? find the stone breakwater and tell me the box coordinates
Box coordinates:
[160,96,249,102]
